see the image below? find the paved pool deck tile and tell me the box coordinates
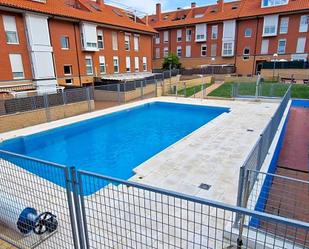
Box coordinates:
[0,97,280,248]
[130,97,279,206]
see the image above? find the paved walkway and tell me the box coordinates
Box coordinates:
[278,107,309,172]
[194,81,224,98]
[261,106,309,247]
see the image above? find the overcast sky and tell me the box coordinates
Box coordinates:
[105,0,235,15]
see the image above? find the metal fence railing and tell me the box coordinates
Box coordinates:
[0,151,78,249]
[94,80,159,104]
[246,170,309,221]
[236,85,292,220]
[0,149,309,249]
[0,87,93,116]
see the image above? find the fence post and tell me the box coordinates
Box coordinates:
[175,82,178,98]
[237,169,250,249]
[70,167,87,249]
[63,167,80,249]
[155,80,158,97]
[141,80,144,100]
[235,166,245,226]
[43,93,51,122]
[86,87,92,112]
[117,84,121,104]
[257,135,264,171]
[62,90,67,105]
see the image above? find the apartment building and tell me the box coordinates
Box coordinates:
[149,0,309,75]
[0,0,155,91]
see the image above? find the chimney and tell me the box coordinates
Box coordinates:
[217,0,224,12]
[191,2,196,8]
[97,0,103,5]
[156,3,162,21]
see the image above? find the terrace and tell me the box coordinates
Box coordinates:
[0,73,308,249]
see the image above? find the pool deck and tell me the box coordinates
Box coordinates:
[0,97,279,207]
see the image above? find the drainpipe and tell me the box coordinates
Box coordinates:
[252,16,259,76]
[73,23,82,87]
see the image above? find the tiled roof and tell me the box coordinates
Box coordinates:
[239,0,309,18]
[149,0,309,29]
[148,1,243,29]
[0,0,156,34]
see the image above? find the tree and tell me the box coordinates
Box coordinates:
[162,53,182,70]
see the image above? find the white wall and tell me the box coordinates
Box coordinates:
[25,14,57,92]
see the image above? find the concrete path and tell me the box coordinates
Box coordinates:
[193,81,224,98]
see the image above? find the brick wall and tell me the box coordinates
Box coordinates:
[0,101,95,133]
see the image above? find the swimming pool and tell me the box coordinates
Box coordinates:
[1,102,229,192]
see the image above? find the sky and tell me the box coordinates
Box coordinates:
[105,0,235,15]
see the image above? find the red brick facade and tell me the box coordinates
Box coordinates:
[150,0,309,75]
[0,0,155,87]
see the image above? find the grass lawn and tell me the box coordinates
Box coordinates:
[208,82,309,99]
[177,83,212,97]
[208,83,233,98]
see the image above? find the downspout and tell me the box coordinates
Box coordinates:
[252,16,259,75]
[234,20,239,74]
[73,23,82,87]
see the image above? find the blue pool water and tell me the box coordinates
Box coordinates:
[1,102,228,193]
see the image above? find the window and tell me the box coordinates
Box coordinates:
[194,14,204,18]
[262,0,288,8]
[126,56,131,72]
[277,39,286,54]
[80,23,97,51]
[134,57,139,72]
[296,37,306,54]
[299,15,309,33]
[155,48,160,59]
[280,17,289,34]
[112,32,118,50]
[64,65,72,75]
[65,78,73,85]
[261,39,269,54]
[196,23,207,42]
[186,29,192,42]
[243,48,250,60]
[186,45,191,57]
[9,54,24,79]
[163,47,169,57]
[155,33,160,44]
[211,44,217,57]
[222,42,234,56]
[134,35,139,51]
[125,34,130,51]
[85,56,93,75]
[164,31,169,43]
[201,44,207,57]
[97,30,104,49]
[113,56,119,73]
[3,16,19,44]
[263,15,279,37]
[61,36,69,49]
[244,28,252,38]
[177,46,182,57]
[177,29,182,42]
[211,25,218,40]
[143,57,147,71]
[99,56,106,74]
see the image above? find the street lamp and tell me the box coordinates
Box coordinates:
[272,53,278,82]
